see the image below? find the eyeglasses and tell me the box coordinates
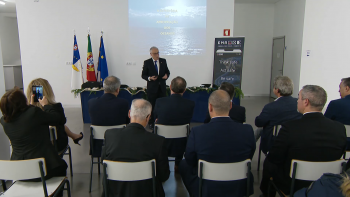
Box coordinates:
[151,52,159,55]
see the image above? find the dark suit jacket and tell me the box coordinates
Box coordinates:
[185,117,256,197]
[255,96,302,154]
[141,58,170,94]
[324,95,350,125]
[266,113,347,194]
[101,123,170,197]
[0,105,67,177]
[88,93,130,157]
[204,104,246,123]
[154,94,195,157]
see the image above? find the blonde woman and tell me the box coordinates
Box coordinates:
[26,78,83,152]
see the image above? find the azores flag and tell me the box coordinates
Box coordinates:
[86,34,97,81]
[97,36,108,84]
[71,35,84,90]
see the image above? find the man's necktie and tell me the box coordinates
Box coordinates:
[154,60,159,74]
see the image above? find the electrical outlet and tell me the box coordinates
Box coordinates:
[66,61,72,65]
[126,62,132,66]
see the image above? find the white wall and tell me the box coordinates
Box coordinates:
[234,3,275,96]
[16,0,235,106]
[273,0,306,98]
[0,14,21,65]
[299,0,350,106]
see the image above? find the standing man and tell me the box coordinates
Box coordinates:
[142,46,170,129]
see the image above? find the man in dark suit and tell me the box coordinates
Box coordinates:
[204,82,245,123]
[154,76,195,171]
[141,46,170,129]
[101,99,170,197]
[260,85,347,197]
[325,77,350,148]
[179,90,256,197]
[88,76,130,156]
[255,76,302,154]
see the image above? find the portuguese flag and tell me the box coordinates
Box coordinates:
[86,34,97,81]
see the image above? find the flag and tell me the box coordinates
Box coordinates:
[71,35,84,90]
[97,36,108,84]
[86,34,97,81]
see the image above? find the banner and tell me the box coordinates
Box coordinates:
[212,37,245,89]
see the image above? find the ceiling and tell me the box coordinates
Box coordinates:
[0,0,16,14]
[235,0,281,3]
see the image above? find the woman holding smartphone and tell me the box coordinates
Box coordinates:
[26,78,83,152]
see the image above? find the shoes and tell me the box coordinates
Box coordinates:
[73,132,84,146]
[149,124,154,130]
[174,165,179,173]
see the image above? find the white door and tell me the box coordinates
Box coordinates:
[270,37,285,98]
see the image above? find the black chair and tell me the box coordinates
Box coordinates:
[81,81,101,89]
[257,125,281,171]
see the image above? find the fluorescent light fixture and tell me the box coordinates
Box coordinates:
[0,1,5,5]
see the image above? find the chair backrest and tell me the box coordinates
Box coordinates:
[344,125,350,137]
[103,159,156,181]
[0,158,46,180]
[198,159,251,181]
[90,125,126,140]
[290,159,345,181]
[49,126,57,141]
[154,124,189,139]
[273,125,281,136]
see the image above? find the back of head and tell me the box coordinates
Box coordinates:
[301,85,327,111]
[274,76,294,96]
[342,77,350,88]
[1,88,28,123]
[170,76,187,94]
[103,76,121,93]
[209,90,231,115]
[26,78,56,109]
[130,99,152,122]
[341,173,350,197]
[219,82,235,100]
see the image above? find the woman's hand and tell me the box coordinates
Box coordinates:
[38,96,49,107]
[30,94,35,105]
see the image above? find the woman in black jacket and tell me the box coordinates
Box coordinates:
[0,88,67,178]
[26,78,83,152]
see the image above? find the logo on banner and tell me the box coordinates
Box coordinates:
[224,29,230,36]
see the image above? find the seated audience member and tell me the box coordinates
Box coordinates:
[325,77,350,148]
[26,78,83,152]
[255,76,302,154]
[293,168,350,197]
[153,76,195,171]
[179,90,256,197]
[88,76,130,157]
[260,85,347,197]
[101,99,170,197]
[203,82,245,123]
[0,88,68,180]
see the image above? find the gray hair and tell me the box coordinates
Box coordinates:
[103,76,121,93]
[301,85,327,111]
[130,99,152,120]
[209,90,231,115]
[150,46,158,52]
[341,77,350,88]
[274,76,294,96]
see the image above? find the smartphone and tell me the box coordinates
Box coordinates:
[32,85,43,102]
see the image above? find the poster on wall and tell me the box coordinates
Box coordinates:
[212,37,245,89]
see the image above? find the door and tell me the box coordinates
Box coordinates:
[270,37,285,98]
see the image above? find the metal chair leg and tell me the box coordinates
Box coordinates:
[89,156,94,193]
[98,157,101,175]
[1,180,7,191]
[66,179,71,197]
[68,146,73,177]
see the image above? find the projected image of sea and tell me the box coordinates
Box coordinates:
[129,0,206,56]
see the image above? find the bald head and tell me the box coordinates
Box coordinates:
[130,99,152,121]
[209,90,231,116]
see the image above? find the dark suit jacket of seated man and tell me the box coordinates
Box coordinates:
[88,77,130,157]
[154,92,195,166]
[203,103,245,123]
[260,85,347,197]
[255,95,302,154]
[179,90,256,197]
[101,99,170,197]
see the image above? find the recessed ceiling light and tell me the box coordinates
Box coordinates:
[0,1,5,5]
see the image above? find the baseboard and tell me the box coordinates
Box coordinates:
[243,94,270,97]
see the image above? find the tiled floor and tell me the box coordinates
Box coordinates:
[1,96,273,197]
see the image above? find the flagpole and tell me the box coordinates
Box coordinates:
[97,30,103,81]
